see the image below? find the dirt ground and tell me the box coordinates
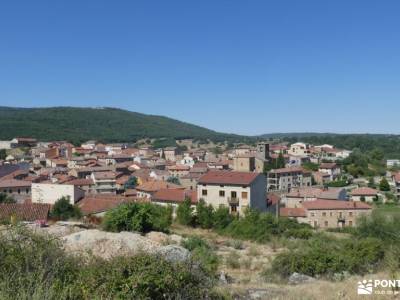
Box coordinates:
[171,224,399,300]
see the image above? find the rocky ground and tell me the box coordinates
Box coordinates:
[12,222,396,300]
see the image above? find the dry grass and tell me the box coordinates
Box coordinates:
[171,224,395,300]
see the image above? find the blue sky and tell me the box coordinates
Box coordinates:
[0,1,399,135]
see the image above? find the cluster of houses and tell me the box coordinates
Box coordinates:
[0,137,389,228]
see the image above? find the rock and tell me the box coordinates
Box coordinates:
[145,231,169,245]
[169,234,183,245]
[288,272,315,285]
[246,289,283,299]
[62,229,158,259]
[156,245,190,263]
[62,229,190,262]
[219,271,228,284]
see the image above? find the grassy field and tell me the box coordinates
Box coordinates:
[373,205,400,218]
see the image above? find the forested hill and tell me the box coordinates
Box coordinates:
[0,107,244,144]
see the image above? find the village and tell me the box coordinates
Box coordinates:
[1,137,398,227]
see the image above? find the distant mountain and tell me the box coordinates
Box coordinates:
[0,107,247,144]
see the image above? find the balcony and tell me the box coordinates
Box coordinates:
[228,197,239,205]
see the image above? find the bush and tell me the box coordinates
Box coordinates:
[0,193,15,204]
[225,251,241,269]
[354,212,400,244]
[181,236,210,251]
[196,199,214,229]
[102,202,172,233]
[213,205,234,230]
[50,196,82,220]
[176,197,194,226]
[221,209,312,243]
[181,236,219,275]
[269,235,384,278]
[0,226,214,299]
[78,254,212,299]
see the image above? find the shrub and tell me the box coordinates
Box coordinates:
[355,212,400,244]
[213,205,234,230]
[0,226,81,299]
[78,254,212,299]
[50,196,82,220]
[176,197,194,226]
[196,199,214,229]
[269,235,384,278]
[0,226,215,299]
[181,236,219,274]
[0,193,15,204]
[102,202,172,233]
[181,236,210,251]
[225,251,241,269]
[222,209,312,243]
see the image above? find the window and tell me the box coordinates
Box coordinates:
[324,221,328,227]
[219,190,225,197]
[241,192,248,199]
[202,189,207,196]
[322,212,326,217]
[311,213,315,217]
[349,212,353,217]
[231,191,237,198]
[17,189,20,194]
[330,212,333,217]
[231,205,237,212]
[349,221,353,227]
[339,212,343,218]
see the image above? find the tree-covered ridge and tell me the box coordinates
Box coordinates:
[0,106,245,144]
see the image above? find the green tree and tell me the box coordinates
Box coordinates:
[103,202,172,233]
[124,176,138,189]
[368,177,375,188]
[196,199,214,229]
[0,193,16,204]
[277,152,285,168]
[0,149,6,160]
[379,177,390,191]
[176,197,194,226]
[167,176,180,185]
[212,205,233,230]
[50,197,82,220]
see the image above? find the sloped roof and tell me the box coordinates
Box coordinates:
[280,207,307,217]
[152,189,197,204]
[302,199,372,210]
[77,196,134,215]
[198,170,261,185]
[351,187,378,196]
[0,203,50,221]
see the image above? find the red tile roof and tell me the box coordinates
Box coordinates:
[269,167,309,174]
[63,178,94,186]
[280,207,307,217]
[319,163,338,169]
[0,179,31,188]
[0,203,50,221]
[394,173,400,183]
[136,180,183,192]
[77,196,134,215]
[351,187,378,196]
[152,189,197,204]
[198,170,261,185]
[302,199,372,210]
